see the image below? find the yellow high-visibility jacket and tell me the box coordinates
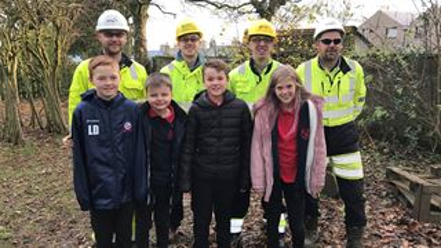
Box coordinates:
[296,56,366,127]
[68,56,147,126]
[228,59,282,104]
[160,59,205,111]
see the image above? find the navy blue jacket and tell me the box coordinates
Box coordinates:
[72,90,139,211]
[134,100,187,205]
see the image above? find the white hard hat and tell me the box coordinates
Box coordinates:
[313,19,345,40]
[96,10,129,32]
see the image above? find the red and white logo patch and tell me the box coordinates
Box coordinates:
[123,122,133,133]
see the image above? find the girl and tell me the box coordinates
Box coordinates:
[251,65,327,248]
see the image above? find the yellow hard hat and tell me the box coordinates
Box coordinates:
[248,19,277,39]
[176,19,203,40]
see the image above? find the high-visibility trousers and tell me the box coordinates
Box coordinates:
[329,151,364,180]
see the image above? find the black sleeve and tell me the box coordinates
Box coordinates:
[239,104,253,191]
[134,109,148,204]
[72,109,91,211]
[179,106,198,192]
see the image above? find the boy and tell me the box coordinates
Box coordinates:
[72,55,139,248]
[180,59,253,248]
[134,73,187,248]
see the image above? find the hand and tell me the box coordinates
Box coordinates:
[62,134,72,148]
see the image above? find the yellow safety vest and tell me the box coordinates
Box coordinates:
[160,60,205,111]
[296,56,366,127]
[229,60,282,104]
[68,58,147,126]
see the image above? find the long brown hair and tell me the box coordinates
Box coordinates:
[254,65,312,127]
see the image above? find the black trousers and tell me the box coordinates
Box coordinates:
[192,177,237,248]
[263,180,306,248]
[90,203,133,248]
[135,186,183,248]
[305,177,366,227]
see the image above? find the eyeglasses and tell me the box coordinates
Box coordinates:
[103,31,126,38]
[179,35,200,43]
[319,38,342,45]
[250,36,274,44]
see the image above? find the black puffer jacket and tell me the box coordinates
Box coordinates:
[180,90,253,192]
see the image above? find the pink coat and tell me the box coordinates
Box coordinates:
[251,97,327,202]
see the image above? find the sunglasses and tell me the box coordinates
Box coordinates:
[250,36,274,44]
[103,31,126,38]
[179,35,200,43]
[319,38,342,45]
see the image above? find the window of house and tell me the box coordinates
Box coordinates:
[386,27,398,39]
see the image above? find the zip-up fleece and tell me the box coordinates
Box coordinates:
[134,100,187,205]
[72,90,139,211]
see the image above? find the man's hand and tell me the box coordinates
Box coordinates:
[62,134,73,148]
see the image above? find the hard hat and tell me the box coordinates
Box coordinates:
[176,19,203,40]
[248,19,277,39]
[313,18,345,40]
[96,10,130,32]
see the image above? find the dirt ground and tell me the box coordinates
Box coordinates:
[0,112,440,247]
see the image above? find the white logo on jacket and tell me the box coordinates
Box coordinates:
[88,124,100,136]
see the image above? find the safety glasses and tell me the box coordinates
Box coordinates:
[103,31,126,38]
[179,35,200,43]
[319,38,342,45]
[250,36,274,44]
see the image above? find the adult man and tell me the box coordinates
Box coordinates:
[68,9,147,125]
[158,19,205,242]
[296,19,367,247]
[160,18,206,112]
[228,19,286,245]
[65,9,147,247]
[229,19,282,107]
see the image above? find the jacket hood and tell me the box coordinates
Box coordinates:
[193,90,236,108]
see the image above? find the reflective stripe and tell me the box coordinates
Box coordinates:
[278,214,287,233]
[331,152,362,165]
[178,102,193,113]
[333,167,364,179]
[129,64,138,80]
[323,106,354,119]
[355,105,363,112]
[304,60,312,91]
[325,94,353,103]
[167,63,175,71]
[230,218,243,233]
[238,63,246,74]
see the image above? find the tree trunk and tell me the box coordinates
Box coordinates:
[133,2,150,71]
[3,55,24,145]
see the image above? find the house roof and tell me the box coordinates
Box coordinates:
[382,11,417,26]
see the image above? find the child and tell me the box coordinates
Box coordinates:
[251,65,327,248]
[134,72,187,248]
[72,55,139,248]
[180,59,253,248]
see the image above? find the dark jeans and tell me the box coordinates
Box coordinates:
[90,203,133,248]
[263,180,306,248]
[305,177,366,227]
[135,186,183,248]
[192,177,237,248]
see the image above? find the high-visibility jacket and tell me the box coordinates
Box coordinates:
[68,56,147,126]
[296,56,366,127]
[229,59,282,104]
[160,59,205,111]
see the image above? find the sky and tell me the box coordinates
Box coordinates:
[145,0,434,50]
